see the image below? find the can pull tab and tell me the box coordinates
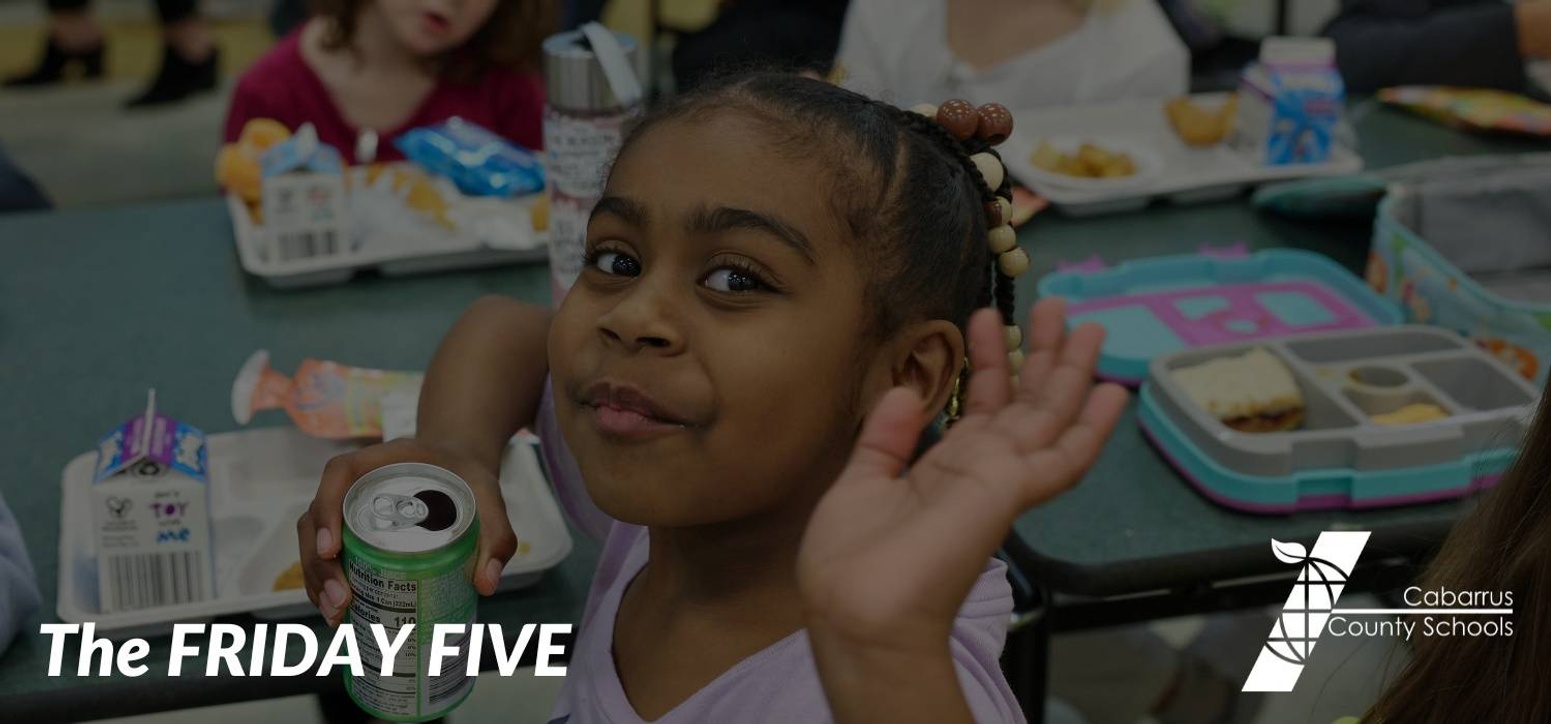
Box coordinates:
[369,493,429,530]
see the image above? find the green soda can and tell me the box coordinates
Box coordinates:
[342,462,480,722]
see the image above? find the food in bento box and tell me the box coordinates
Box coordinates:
[1370,403,1449,426]
[1165,95,1237,147]
[273,561,305,591]
[1031,141,1136,179]
[1172,348,1306,433]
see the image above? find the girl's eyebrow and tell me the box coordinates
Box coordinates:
[687,205,817,266]
[591,196,649,226]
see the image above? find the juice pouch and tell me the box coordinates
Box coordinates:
[232,350,423,440]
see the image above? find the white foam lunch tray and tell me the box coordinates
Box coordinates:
[1001,94,1364,217]
[228,168,552,289]
[58,426,573,639]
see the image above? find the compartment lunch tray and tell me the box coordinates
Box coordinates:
[58,426,573,639]
[1039,249,1402,385]
[1000,94,1363,217]
[1139,326,1535,514]
[228,189,550,290]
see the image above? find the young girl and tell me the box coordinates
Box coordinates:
[223,0,553,164]
[835,0,1189,110]
[297,74,1128,721]
[1361,386,1551,723]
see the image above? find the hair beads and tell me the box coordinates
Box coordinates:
[900,99,1029,422]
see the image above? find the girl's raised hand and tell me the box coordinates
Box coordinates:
[799,297,1127,657]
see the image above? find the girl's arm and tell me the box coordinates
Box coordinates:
[296,296,552,625]
[415,295,552,472]
[800,300,1126,723]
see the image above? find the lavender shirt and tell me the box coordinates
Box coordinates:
[536,383,1025,724]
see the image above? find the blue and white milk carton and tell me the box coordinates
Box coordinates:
[92,391,214,613]
[1229,38,1345,166]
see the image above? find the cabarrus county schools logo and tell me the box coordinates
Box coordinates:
[1243,532,1369,692]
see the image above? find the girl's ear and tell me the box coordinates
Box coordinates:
[890,319,966,419]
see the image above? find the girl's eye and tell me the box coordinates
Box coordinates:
[703,266,766,293]
[592,250,641,277]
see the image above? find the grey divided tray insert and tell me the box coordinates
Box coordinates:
[1146,326,1537,478]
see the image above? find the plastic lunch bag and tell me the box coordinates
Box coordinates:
[1368,162,1551,386]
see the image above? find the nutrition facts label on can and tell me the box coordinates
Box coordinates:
[345,556,476,718]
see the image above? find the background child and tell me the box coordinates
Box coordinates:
[835,0,1189,109]
[1363,387,1551,723]
[223,0,554,165]
[0,494,41,656]
[297,73,1128,722]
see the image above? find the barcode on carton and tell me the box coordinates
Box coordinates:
[103,551,207,611]
[276,230,341,261]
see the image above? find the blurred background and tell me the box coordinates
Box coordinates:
[0,0,1341,208]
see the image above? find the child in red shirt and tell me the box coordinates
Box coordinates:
[224,0,552,164]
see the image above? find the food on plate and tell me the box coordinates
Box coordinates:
[1165,95,1238,146]
[1031,141,1136,179]
[1370,402,1450,426]
[1172,347,1306,433]
[273,561,305,591]
[217,118,295,208]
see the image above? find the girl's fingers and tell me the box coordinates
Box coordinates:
[1004,323,1106,454]
[960,309,1012,420]
[845,387,927,482]
[1018,382,1129,507]
[470,481,518,596]
[1015,297,1069,399]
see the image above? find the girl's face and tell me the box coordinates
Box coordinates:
[549,113,888,528]
[378,0,497,56]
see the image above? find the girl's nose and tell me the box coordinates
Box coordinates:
[596,282,685,355]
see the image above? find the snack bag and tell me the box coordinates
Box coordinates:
[396,117,545,198]
[232,350,423,440]
[1379,87,1551,136]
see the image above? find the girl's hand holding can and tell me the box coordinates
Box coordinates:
[296,437,518,626]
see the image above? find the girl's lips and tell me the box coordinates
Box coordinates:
[579,380,695,440]
[589,404,686,440]
[419,11,451,35]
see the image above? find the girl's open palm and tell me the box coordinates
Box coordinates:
[798,298,1128,650]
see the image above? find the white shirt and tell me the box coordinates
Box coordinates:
[837,0,1190,110]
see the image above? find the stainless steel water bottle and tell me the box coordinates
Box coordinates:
[542,23,646,306]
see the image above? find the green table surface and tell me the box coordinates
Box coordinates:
[0,106,1542,717]
[0,206,599,718]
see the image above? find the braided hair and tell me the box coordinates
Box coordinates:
[613,72,1024,423]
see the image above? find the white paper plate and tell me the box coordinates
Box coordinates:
[1019,135,1165,193]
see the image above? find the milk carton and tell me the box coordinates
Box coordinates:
[260,123,349,263]
[1229,38,1345,166]
[92,392,214,613]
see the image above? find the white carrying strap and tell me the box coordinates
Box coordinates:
[580,21,643,107]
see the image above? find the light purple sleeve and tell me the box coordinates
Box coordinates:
[0,494,41,655]
[535,378,614,541]
[953,557,1027,724]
